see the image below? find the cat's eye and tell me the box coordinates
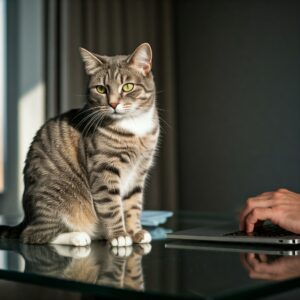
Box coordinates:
[122,83,134,92]
[96,85,107,94]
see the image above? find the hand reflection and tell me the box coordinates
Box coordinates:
[241,253,300,281]
[18,241,151,291]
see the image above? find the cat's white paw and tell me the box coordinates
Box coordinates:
[140,231,152,243]
[110,235,132,247]
[111,246,133,257]
[70,232,91,247]
[133,230,152,244]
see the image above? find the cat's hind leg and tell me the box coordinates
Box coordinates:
[21,224,91,247]
[20,224,65,245]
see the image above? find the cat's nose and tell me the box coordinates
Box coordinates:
[109,102,119,109]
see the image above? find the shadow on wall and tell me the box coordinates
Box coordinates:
[176,0,300,212]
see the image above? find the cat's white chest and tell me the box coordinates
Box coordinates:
[117,107,154,136]
[120,158,142,197]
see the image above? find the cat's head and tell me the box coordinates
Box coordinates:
[79,43,155,120]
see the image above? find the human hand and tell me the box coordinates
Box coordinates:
[241,253,300,281]
[239,189,300,233]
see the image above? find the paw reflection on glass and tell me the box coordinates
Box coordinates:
[133,243,152,255]
[14,241,151,291]
[241,253,300,281]
[111,246,133,257]
[110,244,152,257]
[52,244,91,258]
[106,244,151,290]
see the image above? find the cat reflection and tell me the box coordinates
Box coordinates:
[13,241,151,290]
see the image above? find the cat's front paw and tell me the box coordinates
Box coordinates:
[132,230,152,244]
[109,235,132,247]
[70,232,91,247]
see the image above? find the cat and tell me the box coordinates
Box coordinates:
[0,43,160,247]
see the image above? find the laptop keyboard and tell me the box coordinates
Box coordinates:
[224,224,295,237]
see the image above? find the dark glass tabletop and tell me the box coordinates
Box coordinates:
[1,212,300,299]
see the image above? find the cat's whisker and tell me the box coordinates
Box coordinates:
[91,116,101,139]
[82,112,101,138]
[139,105,168,112]
[77,115,100,137]
[91,113,106,139]
[158,116,172,130]
[87,115,101,138]
[92,113,106,139]
[72,106,99,122]
[82,115,95,137]
[88,111,106,137]
[74,110,100,130]
[155,90,164,95]
[74,106,98,115]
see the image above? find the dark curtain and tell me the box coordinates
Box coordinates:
[44,0,178,211]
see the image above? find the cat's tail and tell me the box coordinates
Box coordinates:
[0,222,26,239]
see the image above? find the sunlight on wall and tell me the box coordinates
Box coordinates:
[0,250,7,269]
[18,83,45,200]
[0,0,5,192]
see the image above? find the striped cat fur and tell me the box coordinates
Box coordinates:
[0,43,160,246]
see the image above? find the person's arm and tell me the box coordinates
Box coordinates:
[239,188,300,233]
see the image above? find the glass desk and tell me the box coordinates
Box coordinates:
[1,212,300,299]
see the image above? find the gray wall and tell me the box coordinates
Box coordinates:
[176,0,300,213]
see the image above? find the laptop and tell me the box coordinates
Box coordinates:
[165,240,300,255]
[166,221,300,245]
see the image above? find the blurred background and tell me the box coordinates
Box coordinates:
[1,0,300,217]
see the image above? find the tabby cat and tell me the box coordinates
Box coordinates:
[0,43,160,247]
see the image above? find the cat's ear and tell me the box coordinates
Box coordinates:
[79,47,104,75]
[127,43,152,76]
